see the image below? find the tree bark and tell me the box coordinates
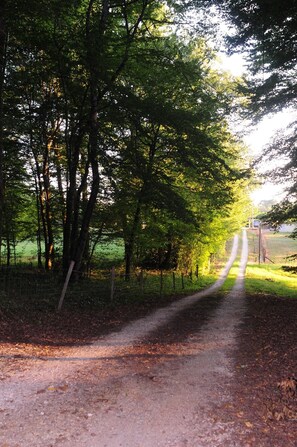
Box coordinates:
[124,197,142,280]
[0,2,7,264]
[63,0,149,276]
[70,0,109,275]
[42,138,55,269]
[34,173,43,269]
[63,131,84,272]
[73,78,100,274]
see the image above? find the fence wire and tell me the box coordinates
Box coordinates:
[0,266,205,311]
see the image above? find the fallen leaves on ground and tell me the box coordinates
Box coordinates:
[228,294,297,447]
[0,292,297,446]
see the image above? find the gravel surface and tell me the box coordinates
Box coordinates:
[1,229,296,446]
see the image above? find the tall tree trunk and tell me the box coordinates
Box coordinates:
[0,3,7,265]
[73,78,100,274]
[63,132,83,273]
[6,233,10,268]
[34,174,43,268]
[124,129,159,278]
[53,143,66,225]
[28,114,43,268]
[69,0,109,275]
[63,0,148,276]
[124,197,142,280]
[32,147,52,270]
[86,221,104,272]
[42,137,56,269]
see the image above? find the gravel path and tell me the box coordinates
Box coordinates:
[0,230,249,447]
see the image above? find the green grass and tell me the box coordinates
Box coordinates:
[264,231,297,263]
[245,229,297,298]
[247,229,297,264]
[93,238,124,265]
[245,264,297,298]
[220,262,239,292]
[11,240,38,257]
[4,237,125,265]
[7,229,297,311]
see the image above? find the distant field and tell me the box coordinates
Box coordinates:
[3,238,125,266]
[94,239,124,264]
[0,240,39,265]
[264,231,297,264]
[246,229,297,298]
[247,229,297,265]
[8,229,297,299]
[15,240,38,257]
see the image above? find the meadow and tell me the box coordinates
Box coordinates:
[245,229,297,298]
[2,229,297,312]
[4,237,125,266]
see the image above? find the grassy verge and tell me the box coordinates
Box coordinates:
[220,262,239,292]
[8,228,297,313]
[245,229,297,298]
[245,264,297,298]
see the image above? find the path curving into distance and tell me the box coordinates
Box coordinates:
[0,229,249,447]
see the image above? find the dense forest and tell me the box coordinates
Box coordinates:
[0,0,255,278]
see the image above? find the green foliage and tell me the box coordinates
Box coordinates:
[0,0,252,279]
[210,0,297,258]
[213,0,297,116]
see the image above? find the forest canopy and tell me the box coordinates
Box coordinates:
[0,0,252,276]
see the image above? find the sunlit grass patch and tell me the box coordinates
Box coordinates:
[245,264,297,298]
[264,232,297,263]
[245,228,297,298]
[247,229,297,265]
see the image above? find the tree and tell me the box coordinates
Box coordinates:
[51,0,175,274]
[0,0,172,273]
[208,0,297,234]
[0,0,7,261]
[0,142,31,266]
[213,0,297,116]
[0,0,252,278]
[104,35,250,277]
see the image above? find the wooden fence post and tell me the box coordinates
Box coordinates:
[172,272,176,290]
[57,260,75,312]
[110,266,115,301]
[140,269,144,295]
[181,273,184,289]
[160,270,163,296]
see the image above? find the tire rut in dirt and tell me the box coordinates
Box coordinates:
[141,293,225,345]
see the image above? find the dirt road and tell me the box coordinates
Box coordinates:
[0,229,278,446]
